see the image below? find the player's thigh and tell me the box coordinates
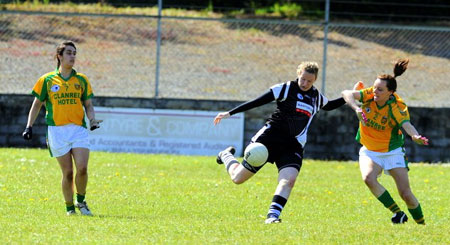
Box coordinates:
[275,146,303,173]
[277,167,299,185]
[56,151,74,175]
[232,163,255,183]
[359,155,382,180]
[389,167,412,193]
[72,147,90,170]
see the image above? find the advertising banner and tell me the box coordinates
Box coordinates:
[89,107,245,156]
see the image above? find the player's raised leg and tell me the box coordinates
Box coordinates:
[217,146,255,184]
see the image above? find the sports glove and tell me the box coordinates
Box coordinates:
[89,118,103,131]
[22,126,32,140]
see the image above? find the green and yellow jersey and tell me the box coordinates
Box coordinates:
[32,69,93,128]
[356,87,410,152]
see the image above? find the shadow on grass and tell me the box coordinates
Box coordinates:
[220,19,449,59]
[95,214,140,219]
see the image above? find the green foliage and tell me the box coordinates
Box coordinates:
[254,2,303,18]
[0,148,449,243]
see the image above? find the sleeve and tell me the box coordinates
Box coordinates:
[229,90,275,115]
[31,76,48,102]
[318,92,329,109]
[270,82,290,102]
[78,74,94,101]
[359,87,374,103]
[391,101,410,127]
[322,97,345,111]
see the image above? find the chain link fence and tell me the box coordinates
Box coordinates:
[1,11,449,107]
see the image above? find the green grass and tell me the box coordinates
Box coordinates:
[0,148,449,243]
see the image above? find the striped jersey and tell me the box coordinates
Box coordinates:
[31,69,94,127]
[357,87,410,152]
[269,81,328,147]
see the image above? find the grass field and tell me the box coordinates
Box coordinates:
[0,148,449,244]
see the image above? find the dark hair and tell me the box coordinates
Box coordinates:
[377,58,409,92]
[55,41,76,68]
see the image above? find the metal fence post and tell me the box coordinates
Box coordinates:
[321,0,330,94]
[155,0,162,98]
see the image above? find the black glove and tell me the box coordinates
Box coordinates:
[90,119,103,131]
[22,126,32,140]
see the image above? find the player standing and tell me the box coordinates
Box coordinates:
[341,59,428,224]
[22,41,102,216]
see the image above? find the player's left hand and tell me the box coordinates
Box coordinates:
[90,118,103,131]
[412,135,429,145]
[355,108,368,125]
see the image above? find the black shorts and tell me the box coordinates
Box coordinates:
[249,124,304,172]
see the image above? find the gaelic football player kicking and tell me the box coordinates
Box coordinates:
[214,62,353,224]
[23,41,102,216]
[342,59,428,225]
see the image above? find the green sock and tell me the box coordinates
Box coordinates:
[76,193,85,203]
[408,204,425,224]
[377,190,401,213]
[66,202,75,212]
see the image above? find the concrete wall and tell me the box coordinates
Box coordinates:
[2,94,448,162]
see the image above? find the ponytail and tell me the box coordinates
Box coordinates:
[393,58,409,78]
[378,58,409,92]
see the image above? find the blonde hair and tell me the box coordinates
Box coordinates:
[297,62,319,79]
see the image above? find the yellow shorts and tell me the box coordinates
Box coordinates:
[47,124,90,157]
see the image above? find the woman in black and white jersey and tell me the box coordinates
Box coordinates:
[214,62,358,224]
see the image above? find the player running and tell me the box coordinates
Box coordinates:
[214,62,352,224]
[22,41,102,216]
[341,58,428,225]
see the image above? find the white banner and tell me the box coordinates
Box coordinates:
[89,107,244,156]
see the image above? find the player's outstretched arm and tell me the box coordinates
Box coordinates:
[213,112,230,125]
[214,90,275,126]
[402,121,429,145]
[323,81,365,111]
[342,89,367,125]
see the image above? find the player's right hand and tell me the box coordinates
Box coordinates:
[22,126,32,140]
[355,108,368,126]
[213,112,230,125]
[353,81,365,91]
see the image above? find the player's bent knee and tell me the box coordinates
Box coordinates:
[279,178,296,189]
[231,177,246,185]
[362,175,377,187]
[399,189,414,201]
[77,166,88,176]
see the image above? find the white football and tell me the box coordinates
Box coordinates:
[244,142,268,167]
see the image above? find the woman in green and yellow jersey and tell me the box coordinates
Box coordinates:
[22,41,102,216]
[342,59,428,225]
